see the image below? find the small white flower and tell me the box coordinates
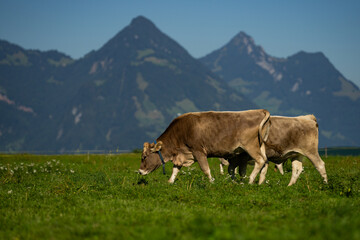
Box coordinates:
[10,170,14,175]
[70,169,75,173]
[8,190,13,194]
[0,166,4,170]
[33,169,37,173]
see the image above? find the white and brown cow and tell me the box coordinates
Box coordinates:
[139,109,270,184]
[227,115,328,186]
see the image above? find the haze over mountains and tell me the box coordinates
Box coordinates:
[1,16,359,151]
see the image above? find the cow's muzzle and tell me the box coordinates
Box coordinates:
[138,169,149,175]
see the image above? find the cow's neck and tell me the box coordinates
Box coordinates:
[156,138,173,163]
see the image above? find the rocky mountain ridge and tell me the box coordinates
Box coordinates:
[200,31,360,146]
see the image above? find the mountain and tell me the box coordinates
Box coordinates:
[0,39,74,150]
[200,32,360,147]
[0,16,255,152]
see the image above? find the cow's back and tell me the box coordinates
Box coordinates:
[159,110,268,157]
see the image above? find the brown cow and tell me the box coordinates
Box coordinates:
[139,109,270,184]
[227,115,328,186]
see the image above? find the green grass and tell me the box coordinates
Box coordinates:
[1,154,360,240]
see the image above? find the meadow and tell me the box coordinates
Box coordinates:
[1,153,359,240]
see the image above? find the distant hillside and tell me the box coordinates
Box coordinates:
[0,16,255,152]
[0,39,74,151]
[200,32,360,147]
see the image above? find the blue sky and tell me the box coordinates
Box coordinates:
[1,0,359,87]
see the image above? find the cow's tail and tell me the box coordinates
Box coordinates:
[259,109,271,146]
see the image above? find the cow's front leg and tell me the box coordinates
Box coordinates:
[238,158,248,177]
[229,153,251,178]
[168,165,182,184]
[228,163,237,179]
[228,158,246,179]
[194,152,214,182]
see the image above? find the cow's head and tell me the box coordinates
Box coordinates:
[138,141,163,175]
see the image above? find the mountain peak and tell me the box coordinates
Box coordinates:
[225,31,269,60]
[230,31,255,46]
[94,15,161,59]
[235,31,252,39]
[130,16,156,29]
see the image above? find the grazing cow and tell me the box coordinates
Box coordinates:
[227,115,328,186]
[139,109,270,184]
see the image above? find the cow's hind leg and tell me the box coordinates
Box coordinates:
[219,158,228,175]
[193,152,214,182]
[248,158,266,184]
[219,163,225,175]
[275,163,284,175]
[247,141,268,184]
[259,161,269,184]
[306,152,328,183]
[247,146,267,184]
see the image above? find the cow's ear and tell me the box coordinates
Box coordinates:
[143,142,150,151]
[151,141,162,152]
